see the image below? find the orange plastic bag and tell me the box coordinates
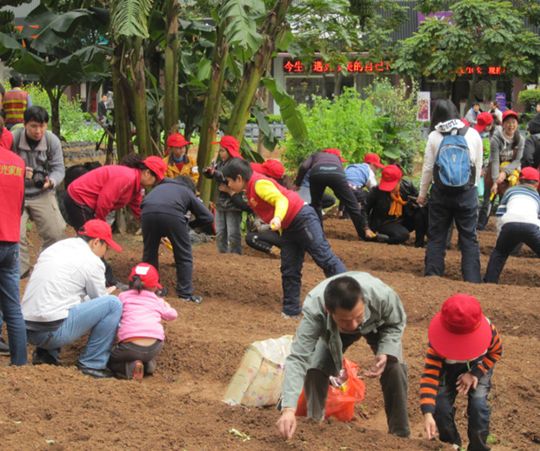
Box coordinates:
[295,358,366,422]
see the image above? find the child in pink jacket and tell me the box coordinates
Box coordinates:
[108,263,177,380]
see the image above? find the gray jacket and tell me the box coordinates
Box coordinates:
[12,129,65,198]
[489,128,523,180]
[281,271,406,409]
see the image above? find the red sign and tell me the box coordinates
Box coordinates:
[456,66,506,76]
[283,59,392,74]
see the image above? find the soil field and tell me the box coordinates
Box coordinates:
[0,218,539,450]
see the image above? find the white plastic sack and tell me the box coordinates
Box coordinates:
[223,335,293,407]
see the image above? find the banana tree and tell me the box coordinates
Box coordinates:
[163,0,180,134]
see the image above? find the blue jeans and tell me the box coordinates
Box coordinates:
[434,363,492,451]
[484,222,540,283]
[280,206,347,316]
[26,295,122,369]
[425,186,481,283]
[0,242,27,365]
[215,209,242,254]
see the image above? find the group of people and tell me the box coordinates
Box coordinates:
[0,91,538,451]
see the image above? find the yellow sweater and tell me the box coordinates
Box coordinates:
[163,154,199,184]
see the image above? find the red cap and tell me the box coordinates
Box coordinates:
[166,133,191,148]
[128,262,162,289]
[261,159,285,180]
[502,109,519,122]
[378,165,403,192]
[474,112,493,133]
[78,219,122,252]
[428,294,492,360]
[520,167,540,182]
[143,156,167,181]
[323,148,347,162]
[212,135,242,159]
[363,153,384,168]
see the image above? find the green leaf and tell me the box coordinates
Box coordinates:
[110,0,154,39]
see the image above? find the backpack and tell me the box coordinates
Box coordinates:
[433,127,474,191]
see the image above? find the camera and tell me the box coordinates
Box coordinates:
[32,169,49,189]
[214,169,226,185]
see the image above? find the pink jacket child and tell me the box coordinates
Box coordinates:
[107,263,177,380]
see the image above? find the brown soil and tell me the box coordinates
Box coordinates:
[1,218,539,450]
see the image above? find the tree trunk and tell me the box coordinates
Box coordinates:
[226,0,292,141]
[45,86,62,138]
[112,42,132,161]
[164,0,179,135]
[129,38,153,156]
[197,26,229,204]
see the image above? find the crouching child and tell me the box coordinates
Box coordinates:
[108,263,177,380]
[222,158,346,318]
[421,294,502,451]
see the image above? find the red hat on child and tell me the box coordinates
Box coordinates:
[520,167,540,182]
[78,219,122,252]
[428,294,492,360]
[212,135,242,159]
[128,263,162,289]
[166,133,191,148]
[378,165,403,192]
[474,112,493,133]
[502,110,519,123]
[143,156,167,181]
[323,148,347,162]
[363,153,384,168]
[262,159,285,179]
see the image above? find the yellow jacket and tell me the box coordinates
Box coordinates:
[163,154,199,184]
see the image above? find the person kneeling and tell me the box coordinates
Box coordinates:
[108,263,177,380]
[22,219,123,378]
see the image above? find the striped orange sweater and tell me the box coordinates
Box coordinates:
[420,323,502,415]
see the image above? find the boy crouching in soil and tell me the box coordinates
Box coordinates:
[221,158,346,318]
[420,294,502,451]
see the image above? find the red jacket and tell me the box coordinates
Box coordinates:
[0,146,25,242]
[67,165,143,219]
[0,128,13,150]
[246,171,304,229]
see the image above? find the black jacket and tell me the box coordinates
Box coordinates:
[294,152,343,186]
[364,180,419,231]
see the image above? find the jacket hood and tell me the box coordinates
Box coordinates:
[434,119,465,134]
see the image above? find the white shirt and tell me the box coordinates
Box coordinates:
[22,238,108,322]
[419,120,484,198]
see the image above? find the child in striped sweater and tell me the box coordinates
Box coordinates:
[420,294,502,451]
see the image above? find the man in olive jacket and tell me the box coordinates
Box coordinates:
[276,272,409,439]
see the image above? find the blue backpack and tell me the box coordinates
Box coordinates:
[433,127,474,190]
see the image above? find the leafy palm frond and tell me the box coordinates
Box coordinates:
[110,0,154,39]
[219,0,264,55]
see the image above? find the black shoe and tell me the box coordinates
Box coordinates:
[78,364,114,379]
[155,287,168,297]
[0,337,10,356]
[179,295,203,304]
[32,347,61,365]
[375,233,390,243]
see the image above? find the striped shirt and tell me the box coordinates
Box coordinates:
[420,323,502,415]
[495,185,540,231]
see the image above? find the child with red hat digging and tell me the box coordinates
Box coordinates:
[163,132,199,184]
[108,263,178,380]
[203,135,244,254]
[222,158,346,318]
[420,294,502,451]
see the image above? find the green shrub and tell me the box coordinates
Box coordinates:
[283,88,383,170]
[518,89,540,112]
[282,81,424,174]
[16,84,102,143]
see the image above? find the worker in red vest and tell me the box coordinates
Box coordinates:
[3,74,32,130]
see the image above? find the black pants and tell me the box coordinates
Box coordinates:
[339,188,368,217]
[245,230,282,253]
[425,186,481,283]
[63,192,95,230]
[484,222,540,283]
[309,165,366,239]
[108,340,163,377]
[142,212,193,298]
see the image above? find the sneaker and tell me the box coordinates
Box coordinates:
[32,347,61,365]
[129,360,144,381]
[179,295,203,304]
[144,359,157,375]
[78,364,114,379]
[0,337,10,356]
[155,287,168,297]
[281,312,302,320]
